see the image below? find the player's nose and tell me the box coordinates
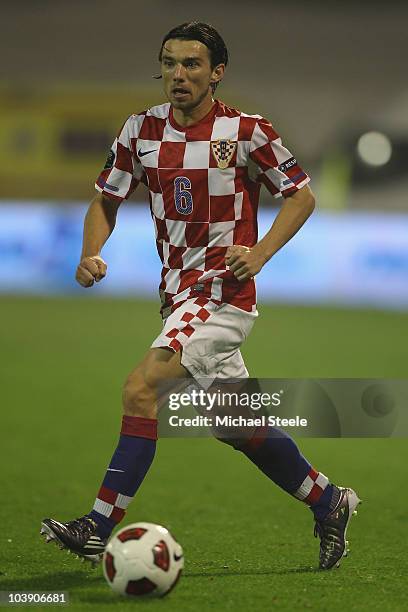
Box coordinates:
[173,63,186,81]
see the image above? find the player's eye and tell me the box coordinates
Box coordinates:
[185,61,198,69]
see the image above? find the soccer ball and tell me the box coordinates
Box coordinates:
[103,522,184,598]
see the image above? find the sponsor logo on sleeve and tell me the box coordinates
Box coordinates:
[104,183,119,192]
[104,149,115,170]
[99,179,119,192]
[278,157,297,173]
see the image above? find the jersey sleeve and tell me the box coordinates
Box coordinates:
[249,117,310,199]
[95,115,146,203]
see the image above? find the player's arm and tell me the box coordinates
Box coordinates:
[76,194,121,288]
[77,114,145,288]
[255,183,315,261]
[227,117,315,281]
[226,185,315,281]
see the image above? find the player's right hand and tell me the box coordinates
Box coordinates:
[75,255,107,288]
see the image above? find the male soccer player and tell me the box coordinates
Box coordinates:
[41,22,360,570]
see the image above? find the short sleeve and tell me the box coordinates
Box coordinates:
[95,115,146,203]
[249,118,310,199]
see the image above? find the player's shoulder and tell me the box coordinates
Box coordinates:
[127,102,171,122]
[216,100,274,140]
[122,103,170,129]
[216,99,260,120]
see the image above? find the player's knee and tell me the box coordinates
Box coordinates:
[122,370,157,418]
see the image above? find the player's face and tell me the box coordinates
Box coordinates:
[161,39,224,112]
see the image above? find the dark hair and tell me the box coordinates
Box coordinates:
[159,21,229,70]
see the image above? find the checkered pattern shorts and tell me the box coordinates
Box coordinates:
[151,298,258,380]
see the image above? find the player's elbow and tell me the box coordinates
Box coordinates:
[305,191,316,215]
[294,185,315,216]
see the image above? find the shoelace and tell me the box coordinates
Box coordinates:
[66,517,96,541]
[314,520,340,555]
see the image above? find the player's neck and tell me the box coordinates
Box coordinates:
[172,95,215,128]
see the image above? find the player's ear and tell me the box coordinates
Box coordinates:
[211,64,225,87]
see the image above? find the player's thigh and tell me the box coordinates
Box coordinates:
[123,348,191,417]
[126,347,190,390]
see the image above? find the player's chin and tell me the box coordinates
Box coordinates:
[171,97,194,110]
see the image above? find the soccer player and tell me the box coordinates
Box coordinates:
[41,22,360,570]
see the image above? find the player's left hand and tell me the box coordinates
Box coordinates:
[225,245,266,281]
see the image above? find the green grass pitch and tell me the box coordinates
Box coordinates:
[0,297,407,610]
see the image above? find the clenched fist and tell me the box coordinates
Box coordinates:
[76,255,107,288]
[225,245,266,281]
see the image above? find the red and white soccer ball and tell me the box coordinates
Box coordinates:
[103,522,184,598]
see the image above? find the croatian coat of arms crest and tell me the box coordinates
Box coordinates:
[210,139,237,169]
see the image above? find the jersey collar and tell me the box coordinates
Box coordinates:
[169,99,219,133]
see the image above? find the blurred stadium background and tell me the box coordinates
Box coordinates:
[1,0,408,308]
[1,2,407,609]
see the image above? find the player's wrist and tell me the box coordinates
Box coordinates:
[252,244,271,266]
[80,251,101,261]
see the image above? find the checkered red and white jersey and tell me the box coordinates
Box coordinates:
[95,100,310,317]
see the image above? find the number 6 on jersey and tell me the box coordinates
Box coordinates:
[174,177,193,215]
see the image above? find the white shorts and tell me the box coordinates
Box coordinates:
[151,298,258,380]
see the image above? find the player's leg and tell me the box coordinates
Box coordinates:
[86,348,188,539]
[220,414,340,519]
[212,379,361,569]
[232,427,360,569]
[41,347,188,562]
[66,295,227,560]
[208,378,338,516]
